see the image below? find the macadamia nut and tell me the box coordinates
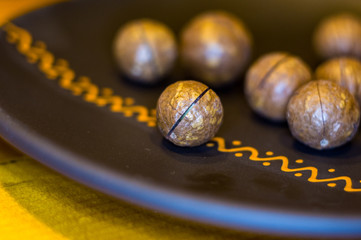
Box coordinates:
[156,80,223,147]
[315,57,361,104]
[180,11,252,87]
[314,13,361,59]
[287,80,360,150]
[113,19,177,84]
[245,52,311,121]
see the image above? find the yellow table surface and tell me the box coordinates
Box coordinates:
[0,1,322,239]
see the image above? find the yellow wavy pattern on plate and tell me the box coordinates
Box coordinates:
[2,22,361,193]
[2,22,157,127]
[209,137,361,192]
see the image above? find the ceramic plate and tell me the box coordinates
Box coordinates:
[1,0,361,237]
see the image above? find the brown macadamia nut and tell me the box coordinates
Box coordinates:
[313,13,361,59]
[245,52,312,121]
[113,19,177,84]
[180,11,252,87]
[287,80,360,150]
[156,80,223,147]
[315,57,361,104]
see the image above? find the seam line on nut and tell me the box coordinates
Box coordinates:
[257,54,289,89]
[316,82,326,139]
[167,87,211,137]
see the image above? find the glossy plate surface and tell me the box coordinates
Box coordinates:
[1,0,361,237]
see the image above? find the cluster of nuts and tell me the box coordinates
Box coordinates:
[113,11,251,147]
[113,11,252,87]
[113,12,361,150]
[287,13,361,150]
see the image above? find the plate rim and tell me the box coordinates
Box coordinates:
[1,95,361,238]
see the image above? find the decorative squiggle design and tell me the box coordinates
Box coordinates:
[208,137,361,192]
[2,22,156,127]
[2,23,361,192]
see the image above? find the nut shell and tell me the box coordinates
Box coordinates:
[313,13,361,59]
[180,11,252,87]
[287,80,360,150]
[156,80,223,147]
[113,19,177,83]
[315,57,361,104]
[245,52,311,121]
